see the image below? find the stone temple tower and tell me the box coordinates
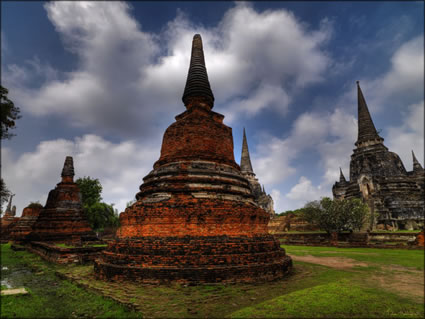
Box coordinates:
[94,34,292,284]
[333,82,424,230]
[240,128,275,217]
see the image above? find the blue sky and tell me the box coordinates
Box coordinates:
[1,1,424,215]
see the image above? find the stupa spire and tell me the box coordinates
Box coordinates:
[61,156,75,182]
[355,81,383,146]
[339,167,347,183]
[6,194,14,213]
[412,150,423,171]
[240,128,254,174]
[182,34,215,109]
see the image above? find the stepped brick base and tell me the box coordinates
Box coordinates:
[28,241,106,264]
[94,235,292,284]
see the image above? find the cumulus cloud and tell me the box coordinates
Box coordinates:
[2,2,332,137]
[285,176,328,207]
[250,107,357,212]
[386,100,424,170]
[353,35,424,113]
[1,135,159,216]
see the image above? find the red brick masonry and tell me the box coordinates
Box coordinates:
[95,34,292,283]
[94,109,292,284]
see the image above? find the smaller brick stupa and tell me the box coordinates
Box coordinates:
[10,203,43,243]
[1,195,19,241]
[27,156,97,243]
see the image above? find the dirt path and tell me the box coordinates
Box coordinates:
[291,255,368,269]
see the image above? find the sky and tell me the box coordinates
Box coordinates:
[1,1,424,216]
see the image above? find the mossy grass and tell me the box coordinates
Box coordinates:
[230,279,423,318]
[0,243,140,318]
[1,243,423,318]
[282,245,424,270]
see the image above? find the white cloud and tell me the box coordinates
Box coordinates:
[250,107,356,212]
[354,35,424,113]
[1,135,159,216]
[286,176,328,200]
[386,100,424,171]
[2,2,332,137]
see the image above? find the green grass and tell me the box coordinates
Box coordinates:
[90,244,108,247]
[1,243,424,318]
[55,243,75,248]
[0,243,141,318]
[282,245,424,270]
[230,279,423,318]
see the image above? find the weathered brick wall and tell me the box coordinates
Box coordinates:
[28,241,105,264]
[118,195,269,238]
[28,179,97,243]
[10,206,42,242]
[0,214,20,240]
[95,105,292,284]
[154,107,237,169]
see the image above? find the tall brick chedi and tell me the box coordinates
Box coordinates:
[28,156,97,243]
[333,82,424,230]
[95,34,292,284]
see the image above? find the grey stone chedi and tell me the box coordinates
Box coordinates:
[333,82,424,230]
[240,128,275,217]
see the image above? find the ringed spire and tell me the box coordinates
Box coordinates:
[182,34,215,109]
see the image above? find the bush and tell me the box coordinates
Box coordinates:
[302,197,369,234]
[28,202,43,209]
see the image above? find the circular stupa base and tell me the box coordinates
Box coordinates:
[94,235,293,284]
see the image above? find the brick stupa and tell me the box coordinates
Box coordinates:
[27,156,97,243]
[94,34,292,284]
[10,203,43,243]
[1,195,19,240]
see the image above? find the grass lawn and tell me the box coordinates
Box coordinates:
[0,243,140,318]
[1,243,423,318]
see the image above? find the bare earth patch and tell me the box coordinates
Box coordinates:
[291,255,368,269]
[320,251,378,255]
[373,267,424,300]
[291,254,424,300]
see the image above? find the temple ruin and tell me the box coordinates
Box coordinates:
[10,203,43,243]
[94,34,292,284]
[240,128,275,217]
[0,195,19,241]
[27,156,97,243]
[333,82,424,230]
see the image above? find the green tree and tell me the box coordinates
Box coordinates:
[76,177,103,207]
[302,197,369,234]
[1,86,20,213]
[84,202,119,232]
[0,178,11,213]
[1,85,21,140]
[75,176,119,232]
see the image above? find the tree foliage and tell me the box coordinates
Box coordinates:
[1,85,21,140]
[76,177,103,207]
[1,178,11,207]
[302,197,369,233]
[84,202,119,231]
[75,176,119,231]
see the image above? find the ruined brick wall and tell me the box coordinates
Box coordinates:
[28,241,105,264]
[10,206,42,242]
[28,179,97,243]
